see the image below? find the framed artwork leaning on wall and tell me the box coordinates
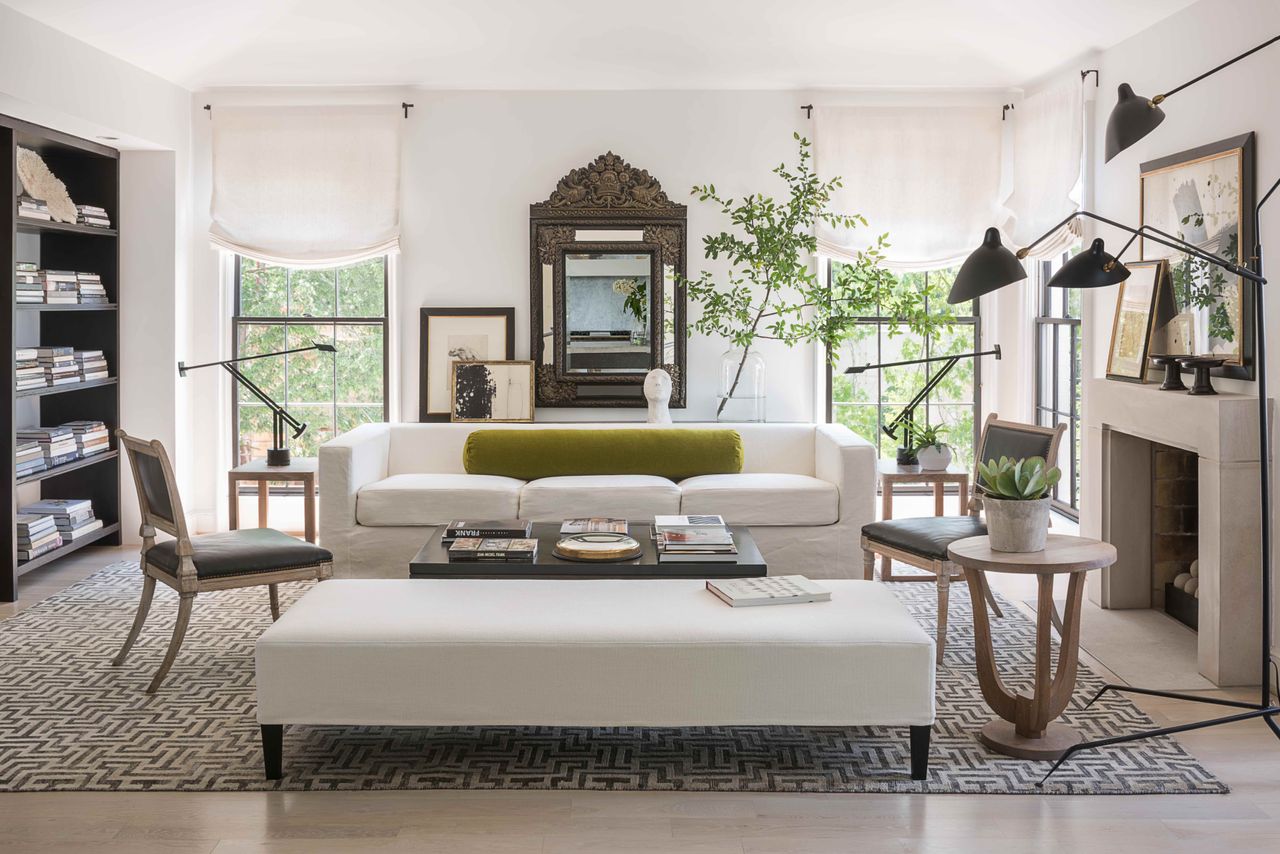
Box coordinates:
[1106,259,1170,382]
[419,307,515,421]
[450,360,535,422]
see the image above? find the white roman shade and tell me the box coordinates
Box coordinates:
[1005,73,1084,257]
[814,105,1004,272]
[209,105,402,266]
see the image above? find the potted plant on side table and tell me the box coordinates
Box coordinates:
[907,423,951,471]
[976,456,1062,552]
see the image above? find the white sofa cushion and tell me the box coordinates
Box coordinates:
[356,473,523,526]
[519,475,680,522]
[679,473,839,526]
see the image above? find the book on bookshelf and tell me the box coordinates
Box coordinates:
[705,576,831,608]
[62,420,110,455]
[75,204,111,228]
[448,537,538,562]
[17,195,52,221]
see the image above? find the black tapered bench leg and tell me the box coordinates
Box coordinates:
[261,724,283,780]
[910,725,931,780]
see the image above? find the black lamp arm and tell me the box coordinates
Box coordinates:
[178,341,335,376]
[845,346,1001,442]
[1157,35,1280,104]
[221,362,304,437]
[1016,210,1266,284]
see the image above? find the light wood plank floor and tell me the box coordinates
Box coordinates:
[1,544,1278,853]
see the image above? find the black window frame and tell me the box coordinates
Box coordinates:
[824,264,983,486]
[231,256,391,477]
[1033,252,1081,518]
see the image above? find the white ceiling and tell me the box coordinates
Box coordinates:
[4,0,1198,91]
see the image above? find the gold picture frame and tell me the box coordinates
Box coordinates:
[449,360,536,423]
[1106,259,1170,383]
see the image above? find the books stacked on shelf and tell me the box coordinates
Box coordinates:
[442,519,532,543]
[74,350,109,381]
[17,425,79,469]
[706,576,831,608]
[38,346,80,386]
[560,517,629,535]
[15,441,47,479]
[19,499,102,543]
[448,537,539,563]
[63,420,110,457]
[76,204,111,228]
[39,270,80,305]
[17,195,51,221]
[16,514,62,563]
[15,262,42,303]
[76,272,108,304]
[15,347,47,392]
[654,514,739,563]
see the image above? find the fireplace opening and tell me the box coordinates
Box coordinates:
[1151,443,1198,630]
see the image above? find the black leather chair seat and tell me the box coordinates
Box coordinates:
[862,516,988,560]
[148,528,332,579]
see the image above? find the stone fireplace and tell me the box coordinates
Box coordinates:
[1081,378,1269,686]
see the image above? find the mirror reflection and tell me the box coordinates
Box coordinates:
[564,251,653,374]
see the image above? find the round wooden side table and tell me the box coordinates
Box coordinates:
[947,533,1117,760]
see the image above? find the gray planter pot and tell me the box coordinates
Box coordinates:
[983,495,1051,552]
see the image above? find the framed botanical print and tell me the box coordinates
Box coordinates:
[1107,259,1169,382]
[450,360,535,422]
[1140,132,1256,380]
[419,308,515,421]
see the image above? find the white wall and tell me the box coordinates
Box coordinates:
[1084,0,1280,674]
[0,4,194,544]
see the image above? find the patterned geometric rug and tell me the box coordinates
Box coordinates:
[0,561,1227,794]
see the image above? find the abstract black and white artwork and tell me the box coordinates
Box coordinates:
[450,360,534,422]
[1140,133,1255,380]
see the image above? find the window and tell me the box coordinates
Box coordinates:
[1034,250,1081,516]
[232,256,388,465]
[828,264,982,471]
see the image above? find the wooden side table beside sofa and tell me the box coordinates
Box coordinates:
[229,457,318,543]
[948,533,1117,760]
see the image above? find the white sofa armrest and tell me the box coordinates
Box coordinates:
[814,423,878,536]
[319,423,391,567]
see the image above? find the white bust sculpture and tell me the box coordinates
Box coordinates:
[644,368,673,424]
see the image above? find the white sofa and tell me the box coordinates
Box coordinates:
[319,422,877,578]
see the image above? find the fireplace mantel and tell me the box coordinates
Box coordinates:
[1081,377,1271,686]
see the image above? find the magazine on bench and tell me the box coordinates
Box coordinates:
[706,576,831,607]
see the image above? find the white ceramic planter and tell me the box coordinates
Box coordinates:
[983,496,1051,552]
[916,444,952,471]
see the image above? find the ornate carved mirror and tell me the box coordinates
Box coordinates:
[530,152,687,408]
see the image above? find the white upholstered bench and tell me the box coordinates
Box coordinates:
[255,578,937,780]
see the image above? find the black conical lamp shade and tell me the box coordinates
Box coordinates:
[1105,83,1166,162]
[1046,238,1130,289]
[947,227,1027,304]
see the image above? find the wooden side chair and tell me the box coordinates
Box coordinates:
[113,430,333,692]
[860,414,1065,664]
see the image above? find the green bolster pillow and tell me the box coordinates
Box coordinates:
[463,428,744,481]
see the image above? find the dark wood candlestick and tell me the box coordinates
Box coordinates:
[1176,356,1227,395]
[1149,354,1188,391]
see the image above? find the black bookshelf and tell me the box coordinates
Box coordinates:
[3,114,122,601]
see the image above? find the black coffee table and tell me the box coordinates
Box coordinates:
[410,523,767,579]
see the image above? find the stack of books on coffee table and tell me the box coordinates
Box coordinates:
[443,519,538,562]
[654,514,738,563]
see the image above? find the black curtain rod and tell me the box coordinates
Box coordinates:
[201,103,413,118]
[800,104,813,119]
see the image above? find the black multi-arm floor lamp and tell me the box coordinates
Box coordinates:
[948,35,1280,783]
[178,341,337,467]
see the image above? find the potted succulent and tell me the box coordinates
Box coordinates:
[907,423,951,471]
[976,456,1062,552]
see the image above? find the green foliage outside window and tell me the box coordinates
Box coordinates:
[235,257,387,465]
[830,265,979,470]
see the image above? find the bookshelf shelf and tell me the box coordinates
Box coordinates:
[16,377,117,398]
[15,219,117,237]
[16,303,117,312]
[4,113,121,602]
[17,522,121,575]
[16,450,119,486]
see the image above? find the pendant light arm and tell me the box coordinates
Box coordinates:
[1157,35,1280,104]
